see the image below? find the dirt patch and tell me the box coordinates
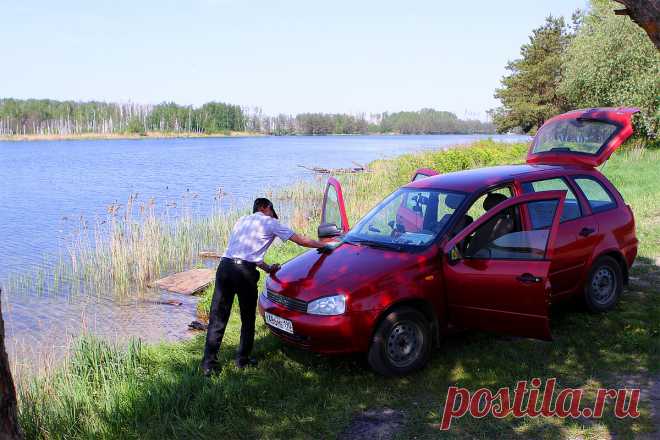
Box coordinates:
[646,378,660,439]
[607,373,660,440]
[629,276,654,290]
[339,408,405,440]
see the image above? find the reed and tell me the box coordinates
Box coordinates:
[5,139,529,301]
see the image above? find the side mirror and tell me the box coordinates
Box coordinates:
[447,245,462,265]
[318,223,342,238]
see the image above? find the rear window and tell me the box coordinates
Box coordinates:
[532,118,619,155]
[573,177,616,213]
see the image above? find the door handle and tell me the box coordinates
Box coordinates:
[516,273,542,283]
[579,227,595,237]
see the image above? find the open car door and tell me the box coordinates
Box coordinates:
[318,177,349,239]
[527,107,639,167]
[442,190,567,340]
[411,168,438,182]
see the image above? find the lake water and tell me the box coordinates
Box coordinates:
[0,134,529,373]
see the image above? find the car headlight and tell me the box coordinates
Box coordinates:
[307,294,346,315]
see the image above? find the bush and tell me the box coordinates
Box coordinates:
[126,117,146,135]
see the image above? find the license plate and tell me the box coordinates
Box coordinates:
[264,312,294,334]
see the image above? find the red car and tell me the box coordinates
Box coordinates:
[259,108,639,375]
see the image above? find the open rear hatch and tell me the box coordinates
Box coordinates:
[527,107,639,167]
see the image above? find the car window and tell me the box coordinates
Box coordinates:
[347,188,466,248]
[324,185,342,227]
[521,178,581,226]
[459,199,559,260]
[466,187,513,222]
[532,119,618,155]
[404,192,427,216]
[573,177,616,213]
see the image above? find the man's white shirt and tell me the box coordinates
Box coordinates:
[222,212,294,263]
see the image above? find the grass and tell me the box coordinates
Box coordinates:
[15,141,660,439]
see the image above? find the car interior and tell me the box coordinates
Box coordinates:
[462,192,519,258]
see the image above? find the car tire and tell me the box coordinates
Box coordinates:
[584,256,623,313]
[367,307,431,376]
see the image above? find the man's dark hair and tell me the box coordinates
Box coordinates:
[253,198,278,219]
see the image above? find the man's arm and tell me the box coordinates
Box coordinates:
[258,234,335,275]
[256,261,280,274]
[289,233,326,249]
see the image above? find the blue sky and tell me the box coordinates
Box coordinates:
[1,0,586,119]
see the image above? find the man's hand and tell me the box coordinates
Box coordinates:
[256,261,281,274]
[268,263,281,274]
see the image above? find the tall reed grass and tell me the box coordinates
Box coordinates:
[18,336,144,439]
[5,139,530,301]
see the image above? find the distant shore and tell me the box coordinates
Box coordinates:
[0,131,502,142]
[0,130,263,142]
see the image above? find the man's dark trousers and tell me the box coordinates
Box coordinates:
[202,258,260,369]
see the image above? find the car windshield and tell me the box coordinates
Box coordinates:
[532,118,619,155]
[344,188,466,250]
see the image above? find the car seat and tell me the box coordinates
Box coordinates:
[464,193,514,257]
[436,193,472,234]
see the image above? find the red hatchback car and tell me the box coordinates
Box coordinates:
[259,108,639,376]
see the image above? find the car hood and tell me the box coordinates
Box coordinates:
[266,242,420,302]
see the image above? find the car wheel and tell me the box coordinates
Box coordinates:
[584,256,623,312]
[367,307,431,376]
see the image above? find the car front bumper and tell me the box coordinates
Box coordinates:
[258,292,372,354]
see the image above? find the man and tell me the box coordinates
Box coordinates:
[201,197,328,376]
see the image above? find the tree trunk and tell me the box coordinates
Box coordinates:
[0,289,22,440]
[614,0,660,49]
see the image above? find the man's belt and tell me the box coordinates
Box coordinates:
[222,257,256,268]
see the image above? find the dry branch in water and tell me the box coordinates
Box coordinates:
[297,164,370,174]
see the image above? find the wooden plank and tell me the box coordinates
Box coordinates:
[153,268,215,295]
[199,251,222,259]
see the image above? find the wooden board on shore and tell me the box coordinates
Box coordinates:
[153,269,215,295]
[199,251,222,259]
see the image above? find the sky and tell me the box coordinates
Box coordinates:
[0,0,587,120]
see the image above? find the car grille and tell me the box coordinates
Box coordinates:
[266,289,308,312]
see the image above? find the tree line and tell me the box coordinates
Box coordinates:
[0,99,245,136]
[489,0,659,145]
[0,99,495,137]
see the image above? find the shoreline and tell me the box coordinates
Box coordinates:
[0,130,263,142]
[0,131,503,142]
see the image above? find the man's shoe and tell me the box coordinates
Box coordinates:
[201,364,220,377]
[235,357,258,368]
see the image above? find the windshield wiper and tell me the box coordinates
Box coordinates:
[345,238,405,251]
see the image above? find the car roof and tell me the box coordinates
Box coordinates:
[403,163,570,193]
